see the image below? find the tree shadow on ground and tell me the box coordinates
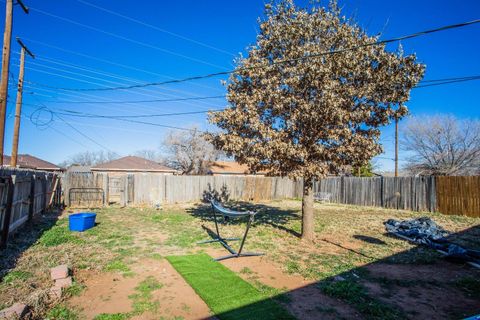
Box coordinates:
[0,208,62,279]
[187,200,302,238]
[197,219,480,320]
[352,235,387,245]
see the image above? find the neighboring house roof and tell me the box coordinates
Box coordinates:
[3,154,62,171]
[91,156,176,173]
[208,161,266,175]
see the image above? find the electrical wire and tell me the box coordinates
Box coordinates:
[21,37,225,94]
[29,98,116,152]
[75,0,235,56]
[55,108,223,119]
[21,60,220,109]
[28,5,228,70]
[25,18,480,92]
[14,52,225,103]
[26,74,480,105]
[414,76,480,88]
[41,95,226,104]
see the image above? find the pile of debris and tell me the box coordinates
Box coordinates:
[0,264,74,319]
[385,217,480,269]
[384,217,450,245]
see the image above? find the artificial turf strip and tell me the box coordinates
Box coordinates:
[166,253,294,320]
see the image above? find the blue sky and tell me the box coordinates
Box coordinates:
[1,0,479,169]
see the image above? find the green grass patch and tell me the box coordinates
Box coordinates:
[64,282,85,297]
[240,267,254,275]
[94,277,163,320]
[46,304,79,320]
[38,224,83,247]
[320,280,403,320]
[167,253,294,320]
[94,313,130,320]
[129,276,163,314]
[104,260,132,276]
[2,270,32,284]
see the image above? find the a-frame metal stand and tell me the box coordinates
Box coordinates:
[198,201,264,261]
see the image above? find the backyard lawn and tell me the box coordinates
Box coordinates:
[1,200,479,319]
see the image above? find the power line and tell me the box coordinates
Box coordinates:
[22,114,89,148]
[30,99,115,152]
[28,5,228,70]
[21,37,225,94]
[27,74,480,105]
[15,52,225,103]
[22,60,219,106]
[14,56,223,111]
[75,0,235,57]
[20,66,219,113]
[28,73,480,125]
[414,76,480,88]
[41,95,226,104]
[55,108,223,119]
[28,101,206,133]
[24,18,480,92]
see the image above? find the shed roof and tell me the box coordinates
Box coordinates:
[91,156,176,172]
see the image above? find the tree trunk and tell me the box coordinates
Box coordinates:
[301,178,315,241]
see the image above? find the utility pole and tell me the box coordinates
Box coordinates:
[394,115,399,177]
[0,0,28,166]
[10,38,33,167]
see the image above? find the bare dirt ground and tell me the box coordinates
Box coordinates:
[1,200,479,319]
[70,259,213,320]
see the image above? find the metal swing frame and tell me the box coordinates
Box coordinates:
[198,200,264,261]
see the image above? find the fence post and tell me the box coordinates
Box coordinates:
[380,176,384,208]
[28,174,35,221]
[0,176,15,249]
[340,176,345,203]
[42,175,47,214]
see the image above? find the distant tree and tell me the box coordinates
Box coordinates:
[352,161,377,177]
[402,115,480,175]
[62,150,119,167]
[206,0,424,240]
[163,128,221,175]
[133,149,160,162]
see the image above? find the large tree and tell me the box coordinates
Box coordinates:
[402,115,480,175]
[163,128,222,175]
[206,0,425,240]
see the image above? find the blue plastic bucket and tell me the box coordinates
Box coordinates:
[69,212,97,232]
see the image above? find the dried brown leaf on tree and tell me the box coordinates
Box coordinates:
[206,0,425,239]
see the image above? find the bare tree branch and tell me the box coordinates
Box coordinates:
[401,115,480,175]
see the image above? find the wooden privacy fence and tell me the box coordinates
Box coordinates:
[0,168,62,248]
[436,176,480,217]
[62,172,303,207]
[62,173,479,217]
[314,176,437,212]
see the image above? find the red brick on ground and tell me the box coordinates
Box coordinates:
[50,265,69,280]
[48,286,62,300]
[0,303,28,319]
[55,276,73,288]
